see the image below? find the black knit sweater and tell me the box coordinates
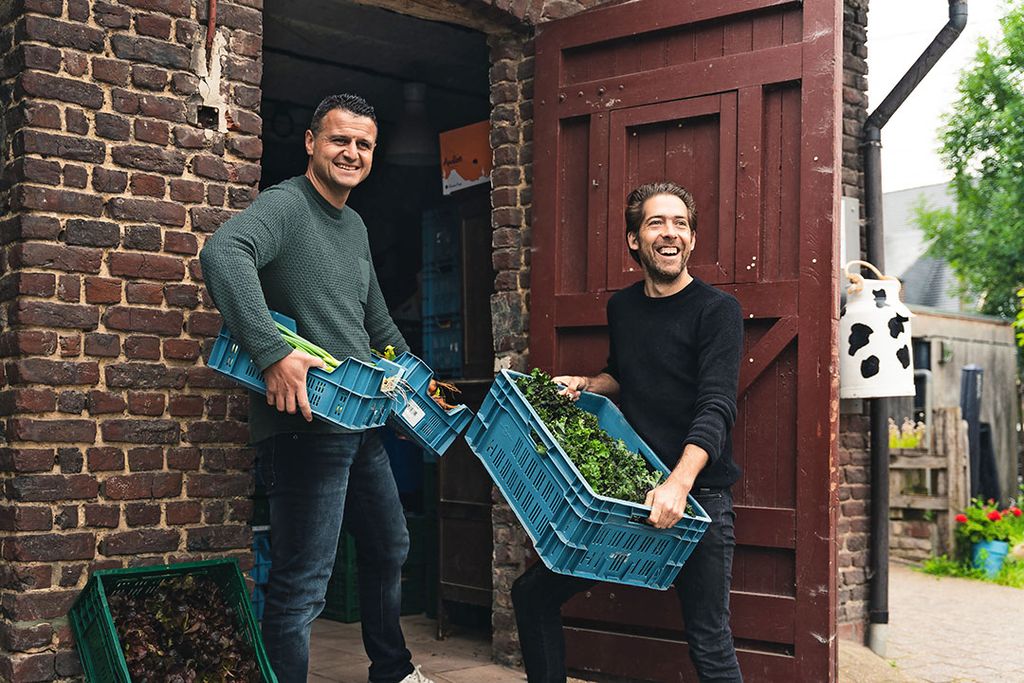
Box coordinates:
[604,278,743,489]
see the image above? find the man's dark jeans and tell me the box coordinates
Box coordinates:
[257,430,414,683]
[511,488,742,683]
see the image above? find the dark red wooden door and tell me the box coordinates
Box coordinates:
[530,1,841,680]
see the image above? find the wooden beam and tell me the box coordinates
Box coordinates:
[891,495,948,511]
[890,456,948,470]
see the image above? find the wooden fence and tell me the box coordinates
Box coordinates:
[889,407,970,560]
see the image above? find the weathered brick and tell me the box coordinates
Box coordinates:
[20,44,61,72]
[172,126,212,149]
[0,447,54,472]
[59,563,84,587]
[112,144,185,174]
[106,197,186,226]
[56,390,86,413]
[135,13,172,38]
[185,366,236,388]
[102,306,184,336]
[0,330,58,357]
[100,529,180,555]
[226,109,261,136]
[86,446,124,471]
[0,273,56,300]
[84,503,120,527]
[18,15,105,51]
[170,71,199,95]
[166,446,200,469]
[226,134,262,159]
[6,359,98,386]
[12,185,103,216]
[223,54,261,85]
[189,207,235,233]
[184,311,222,337]
[163,230,198,254]
[234,162,261,185]
[1,589,80,622]
[0,505,52,532]
[83,277,122,304]
[94,0,131,27]
[58,332,81,355]
[7,301,99,330]
[9,242,102,273]
[7,157,61,185]
[58,447,83,474]
[83,333,120,358]
[125,281,164,304]
[18,70,103,109]
[205,395,227,419]
[55,504,79,528]
[131,63,169,90]
[107,253,186,283]
[123,224,163,250]
[165,500,201,524]
[91,56,130,85]
[127,446,164,470]
[7,473,98,501]
[16,100,62,129]
[105,363,187,389]
[63,50,89,78]
[63,164,89,188]
[185,472,251,498]
[186,421,248,444]
[127,393,165,417]
[191,154,230,180]
[103,471,182,499]
[207,184,226,207]
[139,93,187,122]
[168,180,204,205]
[95,112,131,141]
[65,219,120,247]
[0,621,53,651]
[122,0,191,17]
[125,502,161,526]
[130,172,166,198]
[187,524,249,551]
[167,393,204,415]
[101,419,179,444]
[124,335,161,360]
[111,34,190,69]
[163,284,199,308]
[232,83,260,108]
[111,88,139,114]
[0,389,57,415]
[14,129,105,163]
[92,167,129,193]
[87,390,127,415]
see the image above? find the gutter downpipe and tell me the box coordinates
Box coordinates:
[861,0,967,657]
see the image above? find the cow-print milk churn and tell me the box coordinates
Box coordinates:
[839,260,915,399]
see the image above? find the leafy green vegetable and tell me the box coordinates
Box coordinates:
[515,369,662,504]
[277,322,340,372]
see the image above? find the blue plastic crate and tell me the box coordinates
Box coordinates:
[207,311,398,430]
[422,316,462,377]
[376,352,473,458]
[464,370,711,590]
[422,206,460,269]
[250,527,271,586]
[422,265,461,319]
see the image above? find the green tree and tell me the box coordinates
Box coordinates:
[917,3,1024,318]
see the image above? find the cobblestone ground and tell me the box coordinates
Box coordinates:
[886,562,1024,682]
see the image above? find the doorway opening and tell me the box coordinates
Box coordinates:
[255,0,497,639]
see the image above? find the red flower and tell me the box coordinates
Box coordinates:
[987,510,1003,522]
[1011,507,1022,517]
[955,514,968,524]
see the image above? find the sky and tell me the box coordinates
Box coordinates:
[866,2,1006,193]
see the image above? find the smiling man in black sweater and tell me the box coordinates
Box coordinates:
[512,182,744,682]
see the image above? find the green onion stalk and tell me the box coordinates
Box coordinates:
[275,323,341,372]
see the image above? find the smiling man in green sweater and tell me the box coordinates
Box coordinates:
[200,94,433,683]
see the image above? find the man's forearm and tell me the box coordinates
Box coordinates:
[667,444,710,488]
[582,372,620,398]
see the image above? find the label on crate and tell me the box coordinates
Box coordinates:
[401,400,426,427]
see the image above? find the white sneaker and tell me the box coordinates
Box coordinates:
[397,665,435,683]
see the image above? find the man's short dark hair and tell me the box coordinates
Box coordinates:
[309,94,377,135]
[624,181,697,264]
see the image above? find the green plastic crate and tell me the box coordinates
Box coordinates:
[321,517,427,624]
[69,559,277,683]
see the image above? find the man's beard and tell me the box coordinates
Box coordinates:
[639,247,689,284]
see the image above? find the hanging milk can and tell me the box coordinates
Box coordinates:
[839,260,915,399]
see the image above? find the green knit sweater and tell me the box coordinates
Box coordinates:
[200,175,409,443]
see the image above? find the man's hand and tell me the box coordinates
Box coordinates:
[551,375,588,401]
[263,349,327,422]
[644,478,692,529]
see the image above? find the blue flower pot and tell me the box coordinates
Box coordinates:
[971,540,1009,578]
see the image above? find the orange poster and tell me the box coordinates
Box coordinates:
[439,121,491,195]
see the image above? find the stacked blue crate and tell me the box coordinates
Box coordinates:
[421,206,463,377]
[250,526,271,621]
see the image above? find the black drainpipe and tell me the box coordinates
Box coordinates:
[861,0,967,656]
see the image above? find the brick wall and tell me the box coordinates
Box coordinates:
[837,0,871,644]
[0,0,264,678]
